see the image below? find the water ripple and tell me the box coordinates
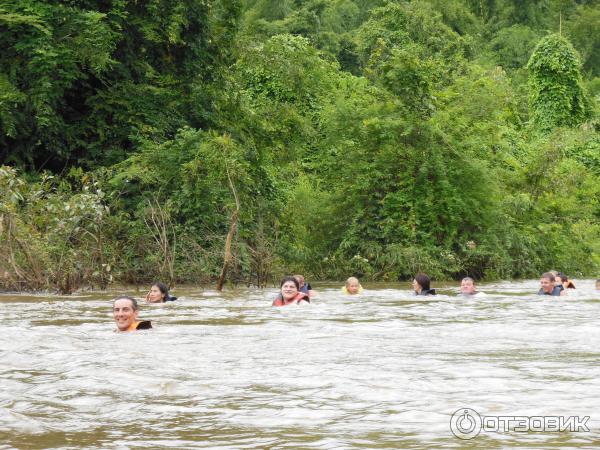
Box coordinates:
[0,281,599,447]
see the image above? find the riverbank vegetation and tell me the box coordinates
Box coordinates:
[1,0,599,292]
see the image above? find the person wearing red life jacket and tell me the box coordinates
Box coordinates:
[272,276,311,306]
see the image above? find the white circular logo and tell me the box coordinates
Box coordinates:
[450,408,482,440]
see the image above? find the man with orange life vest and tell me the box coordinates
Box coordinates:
[113,296,152,331]
[273,276,310,306]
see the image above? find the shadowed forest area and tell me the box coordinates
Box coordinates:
[1,0,599,292]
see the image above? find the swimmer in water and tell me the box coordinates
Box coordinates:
[555,272,575,290]
[273,276,310,306]
[113,296,152,331]
[294,274,315,297]
[342,277,363,295]
[145,282,177,303]
[538,272,565,296]
[460,277,477,295]
[413,273,436,295]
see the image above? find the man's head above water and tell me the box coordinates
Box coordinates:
[113,296,139,332]
[460,277,476,295]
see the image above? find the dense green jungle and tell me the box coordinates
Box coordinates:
[1,0,599,293]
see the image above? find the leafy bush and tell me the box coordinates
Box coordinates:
[0,166,110,292]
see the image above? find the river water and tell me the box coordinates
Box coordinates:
[1,280,599,449]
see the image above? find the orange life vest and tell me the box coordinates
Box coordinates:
[125,320,152,331]
[272,292,310,306]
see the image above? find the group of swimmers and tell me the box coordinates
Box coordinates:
[273,275,364,306]
[113,282,176,331]
[411,271,593,298]
[538,271,579,296]
[112,275,600,331]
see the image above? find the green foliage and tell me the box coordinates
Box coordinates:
[2,0,600,290]
[356,1,472,68]
[0,1,117,167]
[306,69,507,279]
[489,25,541,69]
[240,0,383,73]
[528,34,590,131]
[0,166,111,292]
[430,65,522,164]
[427,0,481,36]
[0,73,26,137]
[238,34,339,112]
[0,0,212,169]
[566,4,600,77]
[105,125,282,284]
[355,1,472,114]
[275,174,342,274]
[232,33,340,167]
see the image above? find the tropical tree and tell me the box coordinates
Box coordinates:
[528,33,590,131]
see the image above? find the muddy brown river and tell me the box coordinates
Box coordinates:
[1,280,599,448]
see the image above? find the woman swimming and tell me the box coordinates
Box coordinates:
[413,273,436,296]
[145,282,177,303]
[273,276,311,306]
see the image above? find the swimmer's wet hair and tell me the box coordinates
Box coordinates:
[280,276,300,290]
[113,295,138,310]
[345,276,360,286]
[541,272,555,283]
[414,273,431,291]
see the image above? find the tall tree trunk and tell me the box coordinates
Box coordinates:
[216,209,238,291]
[216,165,240,291]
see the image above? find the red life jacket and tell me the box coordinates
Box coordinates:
[272,291,310,307]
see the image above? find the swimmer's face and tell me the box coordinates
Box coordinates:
[596,282,600,291]
[412,279,421,292]
[554,276,562,286]
[347,280,360,295]
[540,277,554,294]
[113,298,138,331]
[281,281,298,301]
[147,285,164,302]
[460,279,475,295]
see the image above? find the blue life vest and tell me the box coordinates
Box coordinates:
[537,286,562,296]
